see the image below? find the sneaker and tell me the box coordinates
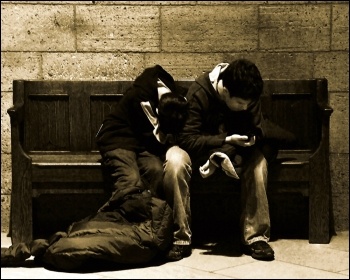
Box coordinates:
[166,244,191,261]
[243,241,274,261]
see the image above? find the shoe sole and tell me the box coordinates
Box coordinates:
[251,252,274,261]
[165,251,192,262]
[242,246,274,261]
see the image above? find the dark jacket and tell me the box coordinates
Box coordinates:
[178,70,264,159]
[178,68,297,163]
[96,65,185,156]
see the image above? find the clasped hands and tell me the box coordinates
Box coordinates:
[225,133,256,147]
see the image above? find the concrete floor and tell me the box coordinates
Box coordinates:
[1,231,349,279]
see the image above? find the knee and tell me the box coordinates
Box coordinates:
[248,154,268,182]
[258,155,268,172]
[242,150,268,177]
[164,146,192,174]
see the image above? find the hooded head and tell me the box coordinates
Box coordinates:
[134,65,189,135]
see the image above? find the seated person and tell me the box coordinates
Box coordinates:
[178,58,290,261]
[95,65,192,261]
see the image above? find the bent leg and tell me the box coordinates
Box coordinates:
[163,146,192,245]
[137,151,164,197]
[99,148,143,211]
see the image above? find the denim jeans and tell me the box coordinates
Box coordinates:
[239,148,270,245]
[100,146,192,245]
[193,146,270,245]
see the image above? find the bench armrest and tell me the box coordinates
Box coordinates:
[8,102,30,160]
[7,103,24,123]
[310,102,333,160]
[317,103,333,118]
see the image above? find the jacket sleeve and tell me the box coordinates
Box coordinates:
[248,99,264,141]
[178,87,226,157]
[248,98,297,147]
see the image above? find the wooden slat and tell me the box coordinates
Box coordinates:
[24,81,70,151]
[268,163,309,182]
[90,95,121,150]
[69,83,91,151]
[32,188,106,197]
[30,153,104,183]
[31,165,104,183]
[30,153,101,163]
[261,81,319,150]
[263,79,317,94]
[276,150,312,163]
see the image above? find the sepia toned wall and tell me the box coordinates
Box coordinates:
[1,1,349,234]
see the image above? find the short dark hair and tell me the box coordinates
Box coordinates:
[221,58,263,100]
[157,92,189,135]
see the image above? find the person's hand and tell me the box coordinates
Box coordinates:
[225,134,256,147]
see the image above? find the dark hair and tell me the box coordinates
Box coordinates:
[221,59,263,100]
[157,92,189,135]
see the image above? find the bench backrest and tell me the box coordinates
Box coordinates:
[13,79,327,153]
[261,79,327,150]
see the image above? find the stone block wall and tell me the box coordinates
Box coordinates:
[1,1,349,234]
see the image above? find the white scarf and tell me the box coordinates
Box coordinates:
[209,63,229,92]
[140,78,174,144]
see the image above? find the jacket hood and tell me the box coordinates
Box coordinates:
[208,63,229,92]
[194,63,229,100]
[133,65,178,96]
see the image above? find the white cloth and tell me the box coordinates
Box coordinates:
[140,78,174,144]
[141,101,173,144]
[199,151,239,180]
[157,78,172,99]
[208,63,229,92]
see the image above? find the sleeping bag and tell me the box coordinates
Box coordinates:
[1,187,174,271]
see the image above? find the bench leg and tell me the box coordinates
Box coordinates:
[309,152,332,244]
[11,157,32,244]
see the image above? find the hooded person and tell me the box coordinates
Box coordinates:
[95,65,192,261]
[1,65,192,270]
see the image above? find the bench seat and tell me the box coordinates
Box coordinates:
[30,149,311,184]
[31,153,103,185]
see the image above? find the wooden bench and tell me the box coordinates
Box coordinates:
[7,79,333,245]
